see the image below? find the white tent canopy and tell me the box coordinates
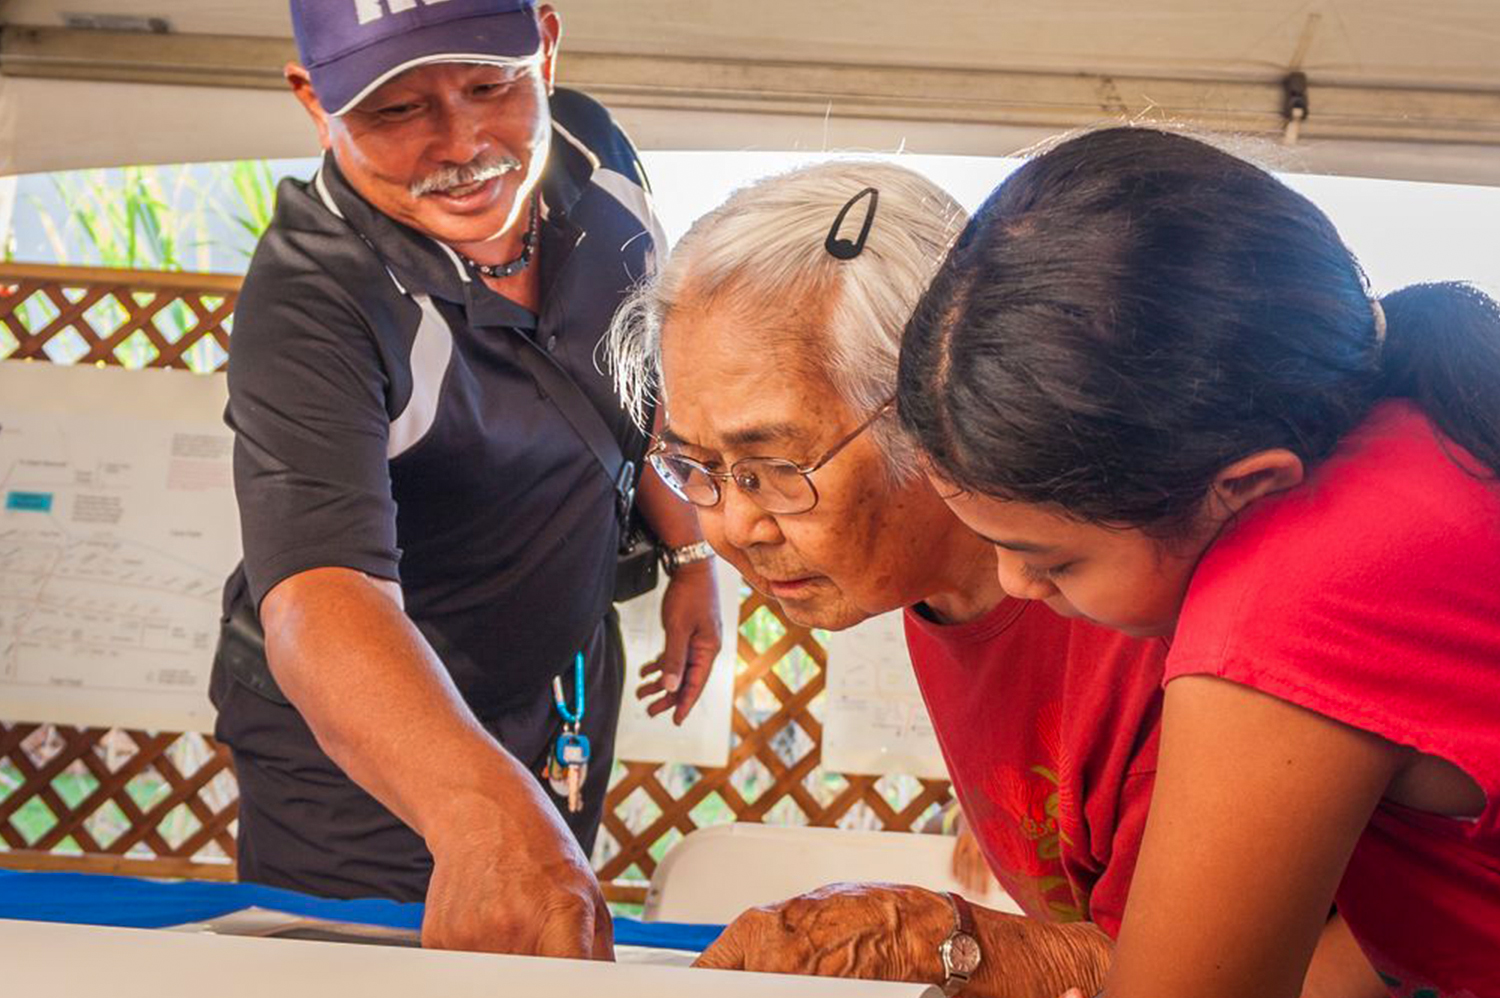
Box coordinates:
[1,0,1498,184]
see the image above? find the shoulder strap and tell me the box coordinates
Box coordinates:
[308,169,637,524]
[508,336,637,526]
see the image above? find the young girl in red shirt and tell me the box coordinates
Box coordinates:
[899,126,1500,998]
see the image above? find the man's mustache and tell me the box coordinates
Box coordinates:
[409,156,522,198]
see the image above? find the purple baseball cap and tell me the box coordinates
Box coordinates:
[290,0,541,116]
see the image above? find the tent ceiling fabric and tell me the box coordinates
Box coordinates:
[1,0,1498,184]
[6,0,1499,88]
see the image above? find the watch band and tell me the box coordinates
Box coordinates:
[661,540,715,575]
[948,891,976,936]
[939,891,981,997]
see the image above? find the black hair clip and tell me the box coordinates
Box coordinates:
[824,187,879,260]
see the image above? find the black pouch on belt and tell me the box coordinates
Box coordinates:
[614,516,660,603]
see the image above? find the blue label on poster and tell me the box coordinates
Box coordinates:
[5,491,54,512]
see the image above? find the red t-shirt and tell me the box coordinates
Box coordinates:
[1168,400,1500,997]
[905,600,1167,936]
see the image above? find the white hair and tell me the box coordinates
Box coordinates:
[605,159,968,480]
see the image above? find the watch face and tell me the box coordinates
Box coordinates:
[947,932,982,974]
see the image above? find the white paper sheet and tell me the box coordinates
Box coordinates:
[822,611,948,780]
[0,363,235,732]
[1,920,944,998]
[612,559,739,767]
[167,906,699,966]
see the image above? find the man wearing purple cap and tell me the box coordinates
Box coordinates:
[211,0,720,959]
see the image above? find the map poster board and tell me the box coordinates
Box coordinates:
[0,362,236,733]
[0,360,734,766]
[822,610,948,780]
[613,559,739,768]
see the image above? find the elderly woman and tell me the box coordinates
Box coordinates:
[608,161,1164,995]
[609,160,1387,997]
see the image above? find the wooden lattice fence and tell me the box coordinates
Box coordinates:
[0,262,953,902]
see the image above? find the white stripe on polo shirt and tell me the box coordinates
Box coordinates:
[313,168,345,219]
[387,293,455,459]
[555,120,667,261]
[591,168,669,265]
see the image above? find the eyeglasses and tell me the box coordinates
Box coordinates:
[648,400,894,515]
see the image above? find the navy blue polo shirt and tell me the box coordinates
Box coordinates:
[218,89,660,718]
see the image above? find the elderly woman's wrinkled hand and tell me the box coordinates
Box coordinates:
[691,882,951,982]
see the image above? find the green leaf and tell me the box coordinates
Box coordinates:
[1029,764,1060,785]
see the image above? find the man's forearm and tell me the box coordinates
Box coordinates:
[259,567,559,849]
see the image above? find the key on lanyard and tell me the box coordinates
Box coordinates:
[552,653,589,813]
[556,727,591,814]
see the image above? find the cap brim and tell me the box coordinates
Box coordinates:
[313,10,542,116]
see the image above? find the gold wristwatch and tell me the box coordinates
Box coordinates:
[660,540,715,575]
[939,891,982,996]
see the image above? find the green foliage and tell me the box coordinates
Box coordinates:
[41,166,208,271]
[11,161,279,370]
[22,160,279,273]
[212,160,278,258]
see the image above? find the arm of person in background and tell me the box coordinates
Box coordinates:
[921,802,997,898]
[633,406,723,724]
[949,807,997,898]
[261,567,613,959]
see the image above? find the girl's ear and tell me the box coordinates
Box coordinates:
[1208,448,1305,520]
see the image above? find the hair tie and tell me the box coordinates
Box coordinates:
[1371,298,1387,347]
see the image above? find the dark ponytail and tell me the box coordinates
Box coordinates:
[898,127,1500,532]
[1377,282,1500,478]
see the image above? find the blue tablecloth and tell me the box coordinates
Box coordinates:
[0,868,722,952]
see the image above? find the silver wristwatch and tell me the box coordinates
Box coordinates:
[660,540,715,575]
[939,891,982,996]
